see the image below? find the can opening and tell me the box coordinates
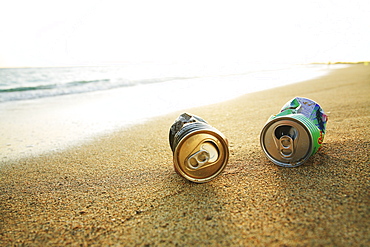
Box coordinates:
[275,125,297,139]
[203,141,219,163]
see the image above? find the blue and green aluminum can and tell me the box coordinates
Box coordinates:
[260,97,328,167]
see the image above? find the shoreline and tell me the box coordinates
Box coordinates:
[1,64,369,246]
[0,63,348,162]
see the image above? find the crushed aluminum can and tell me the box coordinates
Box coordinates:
[260,97,328,167]
[169,113,229,183]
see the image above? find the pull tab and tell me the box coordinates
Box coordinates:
[187,142,219,170]
[274,125,297,159]
[279,135,294,158]
[187,150,210,169]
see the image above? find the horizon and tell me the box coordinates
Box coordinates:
[0,61,369,70]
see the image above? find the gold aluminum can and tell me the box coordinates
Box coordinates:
[169,113,229,183]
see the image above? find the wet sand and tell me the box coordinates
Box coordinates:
[1,64,369,246]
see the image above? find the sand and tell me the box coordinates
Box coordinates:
[1,64,369,246]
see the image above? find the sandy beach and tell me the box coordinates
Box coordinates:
[1,64,369,246]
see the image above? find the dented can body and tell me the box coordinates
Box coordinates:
[260,97,327,167]
[169,113,229,183]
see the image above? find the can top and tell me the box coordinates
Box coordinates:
[173,126,229,183]
[260,116,313,167]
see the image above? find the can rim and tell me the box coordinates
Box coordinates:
[173,128,229,183]
[260,116,313,167]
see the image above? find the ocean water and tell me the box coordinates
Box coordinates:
[0,62,346,160]
[0,62,338,103]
